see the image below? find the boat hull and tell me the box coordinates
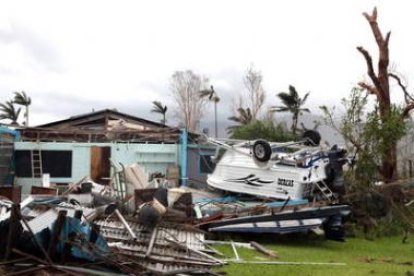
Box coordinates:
[207,150,326,200]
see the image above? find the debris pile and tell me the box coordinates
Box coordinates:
[0,182,222,275]
[0,129,355,275]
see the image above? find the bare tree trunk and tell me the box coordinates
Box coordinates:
[25,105,29,126]
[170,70,209,131]
[357,8,396,181]
[243,66,265,120]
[214,101,218,138]
[292,113,298,137]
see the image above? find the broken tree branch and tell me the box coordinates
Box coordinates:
[402,103,414,118]
[356,47,383,98]
[358,82,378,95]
[363,7,389,48]
[389,73,414,104]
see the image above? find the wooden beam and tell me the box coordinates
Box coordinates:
[4,204,20,260]
[47,210,67,260]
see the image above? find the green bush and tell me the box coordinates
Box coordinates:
[230,120,295,142]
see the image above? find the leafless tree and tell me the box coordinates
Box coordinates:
[170,70,209,131]
[357,7,414,181]
[243,65,265,120]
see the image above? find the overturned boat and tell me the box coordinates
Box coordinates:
[198,131,351,240]
[206,131,348,202]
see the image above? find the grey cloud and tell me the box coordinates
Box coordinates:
[197,68,246,134]
[0,22,64,72]
[32,91,159,126]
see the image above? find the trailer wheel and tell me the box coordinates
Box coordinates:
[253,140,272,162]
[303,130,321,146]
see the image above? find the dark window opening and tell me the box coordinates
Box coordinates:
[15,150,72,178]
[199,154,215,174]
[15,151,32,177]
[42,150,72,177]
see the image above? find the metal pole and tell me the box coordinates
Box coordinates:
[114,209,137,240]
[180,128,188,187]
[214,101,218,138]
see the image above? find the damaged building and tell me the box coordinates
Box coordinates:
[5,109,215,194]
[14,109,180,194]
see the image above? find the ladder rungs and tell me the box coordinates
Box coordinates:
[31,150,43,177]
[314,181,336,201]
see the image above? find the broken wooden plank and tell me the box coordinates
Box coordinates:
[250,241,278,259]
[4,204,20,260]
[114,209,137,240]
[145,227,157,257]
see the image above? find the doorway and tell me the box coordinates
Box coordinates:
[90,146,111,184]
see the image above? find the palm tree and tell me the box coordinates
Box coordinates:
[0,101,21,125]
[13,91,31,126]
[200,85,220,138]
[227,107,253,134]
[151,101,168,125]
[270,85,310,137]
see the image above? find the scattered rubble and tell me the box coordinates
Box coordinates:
[0,157,351,275]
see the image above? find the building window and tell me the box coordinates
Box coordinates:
[14,151,32,177]
[199,154,215,174]
[15,150,72,178]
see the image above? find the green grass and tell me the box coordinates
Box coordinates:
[213,235,414,276]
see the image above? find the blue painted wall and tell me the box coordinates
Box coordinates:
[0,126,20,141]
[187,144,216,189]
[14,142,179,194]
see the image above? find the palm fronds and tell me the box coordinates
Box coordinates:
[151,101,168,124]
[0,101,21,125]
[270,85,311,136]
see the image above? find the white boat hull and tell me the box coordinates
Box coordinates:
[207,148,329,200]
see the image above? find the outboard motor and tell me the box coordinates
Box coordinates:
[325,145,348,196]
[323,214,346,241]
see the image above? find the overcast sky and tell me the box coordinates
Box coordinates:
[0,0,413,136]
